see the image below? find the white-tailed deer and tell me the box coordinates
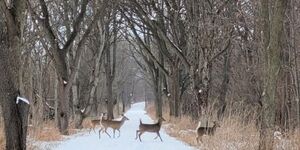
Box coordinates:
[135,117,166,142]
[196,121,220,143]
[89,114,104,134]
[99,114,129,138]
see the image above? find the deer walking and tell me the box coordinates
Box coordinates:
[196,121,220,143]
[135,117,165,142]
[99,114,129,138]
[89,115,103,134]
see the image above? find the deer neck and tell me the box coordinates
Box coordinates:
[211,124,217,132]
[120,118,126,124]
[158,120,163,127]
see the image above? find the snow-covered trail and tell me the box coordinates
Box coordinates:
[41,102,195,150]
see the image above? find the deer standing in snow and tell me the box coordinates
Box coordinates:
[136,117,166,142]
[98,114,129,138]
[89,114,104,134]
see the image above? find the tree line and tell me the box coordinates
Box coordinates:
[0,0,299,150]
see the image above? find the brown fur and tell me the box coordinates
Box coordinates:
[89,119,101,134]
[99,115,129,138]
[136,117,166,142]
[196,121,220,143]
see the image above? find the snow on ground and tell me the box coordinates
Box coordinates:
[37,102,196,150]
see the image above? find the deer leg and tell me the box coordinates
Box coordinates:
[89,127,92,134]
[104,128,111,138]
[89,124,95,134]
[117,129,121,137]
[138,132,144,142]
[98,128,103,139]
[197,136,203,143]
[113,129,116,138]
[135,130,140,140]
[89,127,96,134]
[156,132,163,142]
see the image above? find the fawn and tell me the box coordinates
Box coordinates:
[196,121,220,143]
[136,117,166,142]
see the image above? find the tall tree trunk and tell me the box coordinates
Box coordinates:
[218,50,231,119]
[54,73,59,125]
[195,59,211,116]
[106,76,114,119]
[57,78,70,135]
[105,16,117,120]
[32,60,43,130]
[0,1,29,149]
[72,77,79,121]
[105,42,114,119]
[73,80,83,129]
[259,0,287,149]
[153,72,163,118]
[121,91,126,113]
[170,64,180,117]
[289,0,300,128]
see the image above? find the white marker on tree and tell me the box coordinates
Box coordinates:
[16,96,30,105]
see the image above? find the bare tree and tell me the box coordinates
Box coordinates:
[27,0,105,134]
[259,0,287,149]
[0,0,30,149]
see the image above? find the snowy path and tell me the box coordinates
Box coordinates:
[40,102,195,150]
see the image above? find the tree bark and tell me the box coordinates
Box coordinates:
[218,50,231,119]
[259,0,287,149]
[169,64,180,117]
[0,0,30,149]
[57,78,69,135]
[153,70,163,118]
[104,14,117,120]
[105,39,114,119]
[32,59,43,129]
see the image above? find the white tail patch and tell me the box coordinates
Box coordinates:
[196,121,201,132]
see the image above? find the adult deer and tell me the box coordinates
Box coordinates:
[89,114,104,134]
[135,117,166,142]
[99,114,129,138]
[196,121,220,143]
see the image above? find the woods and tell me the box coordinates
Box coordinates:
[0,0,299,149]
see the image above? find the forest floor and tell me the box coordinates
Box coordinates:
[31,102,195,150]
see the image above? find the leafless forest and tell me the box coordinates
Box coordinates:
[0,0,300,150]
